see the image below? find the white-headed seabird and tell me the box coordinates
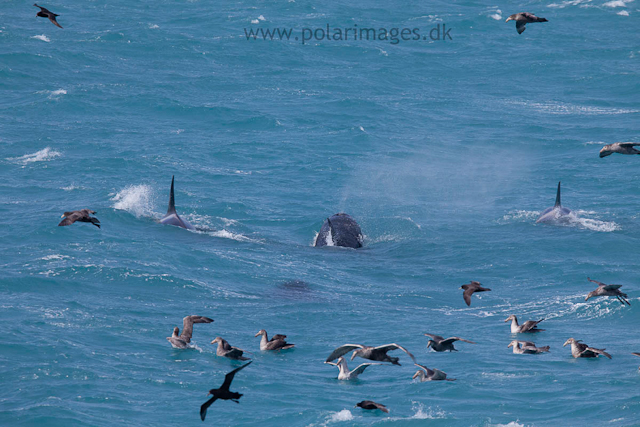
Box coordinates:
[508,340,550,354]
[166,315,214,348]
[324,357,381,380]
[211,337,251,361]
[412,363,455,381]
[424,333,476,352]
[563,338,612,359]
[200,361,252,421]
[505,12,548,34]
[599,142,640,158]
[586,278,630,306]
[254,330,295,351]
[325,343,416,366]
[505,315,545,333]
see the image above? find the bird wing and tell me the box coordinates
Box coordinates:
[180,315,213,342]
[424,333,445,341]
[373,402,389,413]
[374,343,416,363]
[351,363,380,377]
[325,344,363,362]
[414,363,433,376]
[226,347,246,359]
[632,352,640,357]
[35,4,51,13]
[586,347,612,359]
[264,339,291,350]
[200,396,218,421]
[618,143,640,148]
[48,14,63,28]
[516,21,526,34]
[442,337,476,345]
[520,320,543,332]
[270,334,287,341]
[587,277,607,287]
[58,211,81,226]
[463,289,473,306]
[603,284,622,291]
[220,361,252,391]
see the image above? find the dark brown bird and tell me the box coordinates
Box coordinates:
[505,12,548,34]
[326,343,416,366]
[355,400,389,413]
[58,209,100,228]
[34,4,63,28]
[211,337,251,361]
[586,278,630,305]
[424,333,476,352]
[200,361,251,421]
[166,315,214,349]
[460,281,491,306]
[254,330,295,351]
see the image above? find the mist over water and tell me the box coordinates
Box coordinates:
[1,0,639,425]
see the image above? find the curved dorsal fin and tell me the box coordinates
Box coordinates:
[167,176,177,215]
[554,181,561,207]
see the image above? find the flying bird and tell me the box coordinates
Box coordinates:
[586,278,630,305]
[58,209,100,228]
[460,281,491,306]
[504,315,545,333]
[505,12,548,34]
[355,401,389,413]
[166,315,214,348]
[563,338,611,359]
[325,343,416,366]
[599,142,640,158]
[34,4,63,28]
[254,329,295,351]
[200,361,252,421]
[424,333,476,352]
[324,357,381,380]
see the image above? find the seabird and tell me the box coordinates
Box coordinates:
[325,343,416,366]
[211,337,251,361]
[460,281,491,306]
[58,209,100,228]
[355,401,389,413]
[424,333,476,352]
[166,315,214,348]
[254,330,295,351]
[586,277,630,306]
[34,4,63,28]
[599,142,640,158]
[563,338,612,359]
[324,357,381,380]
[200,361,251,421]
[505,12,548,34]
[412,363,455,382]
[505,315,545,333]
[633,353,640,369]
[508,340,550,354]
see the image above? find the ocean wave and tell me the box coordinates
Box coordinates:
[548,0,592,8]
[411,402,447,419]
[508,100,639,115]
[603,0,632,7]
[322,410,353,425]
[32,34,50,42]
[111,184,156,218]
[7,147,61,165]
[500,209,619,232]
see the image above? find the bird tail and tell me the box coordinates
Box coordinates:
[537,17,548,22]
[90,218,101,228]
[539,346,550,352]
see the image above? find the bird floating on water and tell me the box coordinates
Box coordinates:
[254,329,295,351]
[200,361,251,421]
[325,343,416,366]
[166,315,213,348]
[412,363,456,382]
[324,357,381,380]
[505,12,548,34]
[211,337,251,361]
[508,340,550,354]
[424,333,476,352]
[586,278,630,306]
[355,400,389,413]
[460,281,491,306]
[563,338,611,359]
[505,315,545,333]
[599,142,640,158]
[34,4,63,28]
[58,209,100,228]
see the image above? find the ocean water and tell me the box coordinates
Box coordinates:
[1,0,640,425]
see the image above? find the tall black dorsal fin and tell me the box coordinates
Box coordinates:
[554,181,561,207]
[167,176,177,215]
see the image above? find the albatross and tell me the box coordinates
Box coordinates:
[324,357,381,380]
[599,142,640,158]
[34,4,63,28]
[460,281,491,306]
[355,401,389,413]
[508,340,550,354]
[505,315,545,333]
[254,329,295,351]
[325,343,416,366]
[563,338,612,359]
[200,361,251,421]
[166,315,214,348]
[58,209,100,228]
[505,12,548,34]
[211,337,251,361]
[585,277,630,306]
[412,363,456,382]
[424,333,476,352]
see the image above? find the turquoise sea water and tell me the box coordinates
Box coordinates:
[1,0,640,425]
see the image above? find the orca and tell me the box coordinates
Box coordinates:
[160,176,195,230]
[536,182,572,224]
[314,213,363,248]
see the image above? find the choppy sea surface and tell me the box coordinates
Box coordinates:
[1,0,640,425]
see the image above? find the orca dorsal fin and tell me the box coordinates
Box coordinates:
[554,181,561,207]
[167,176,177,215]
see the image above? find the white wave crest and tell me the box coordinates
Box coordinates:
[111,184,155,218]
[32,34,50,42]
[7,147,61,165]
[617,10,630,15]
[411,402,447,419]
[604,0,632,7]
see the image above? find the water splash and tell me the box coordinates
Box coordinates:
[111,185,155,218]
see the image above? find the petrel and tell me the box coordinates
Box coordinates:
[326,343,416,366]
[58,209,100,228]
[585,277,630,306]
[355,401,389,413]
[166,315,214,348]
[424,333,476,352]
[200,362,252,421]
[599,142,640,158]
[505,12,548,34]
[460,281,491,306]
[254,330,295,351]
[211,337,251,361]
[505,315,545,333]
[34,4,63,28]
[563,338,611,359]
